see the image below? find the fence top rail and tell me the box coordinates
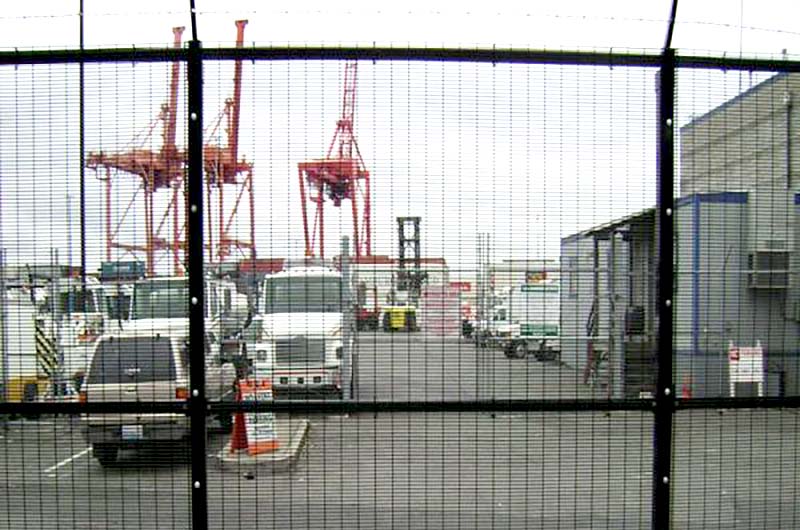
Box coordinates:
[1,45,799,72]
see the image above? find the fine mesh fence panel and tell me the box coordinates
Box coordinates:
[205,55,658,528]
[208,412,653,529]
[672,408,800,529]
[0,58,195,528]
[0,418,192,528]
[675,68,800,399]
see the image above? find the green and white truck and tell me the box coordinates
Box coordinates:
[495,282,560,360]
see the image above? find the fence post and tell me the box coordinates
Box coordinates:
[653,47,675,530]
[187,39,209,530]
[341,236,353,400]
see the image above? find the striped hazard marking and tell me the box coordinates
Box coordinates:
[35,319,58,377]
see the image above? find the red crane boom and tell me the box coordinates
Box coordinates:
[203,19,256,265]
[298,61,372,259]
[86,26,186,276]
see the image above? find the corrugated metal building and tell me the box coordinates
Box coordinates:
[560,71,800,398]
[677,71,800,397]
[673,189,797,397]
[560,190,800,399]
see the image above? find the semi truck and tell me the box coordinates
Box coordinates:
[251,265,353,398]
[127,275,250,341]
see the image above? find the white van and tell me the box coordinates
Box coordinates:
[80,319,237,466]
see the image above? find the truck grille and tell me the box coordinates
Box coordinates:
[274,337,326,365]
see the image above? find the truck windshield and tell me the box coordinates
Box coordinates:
[131,279,188,319]
[54,288,98,314]
[105,292,131,320]
[262,276,342,314]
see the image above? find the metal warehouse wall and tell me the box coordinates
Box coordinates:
[675,191,800,397]
[680,72,800,196]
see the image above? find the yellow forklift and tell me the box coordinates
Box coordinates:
[382,217,426,332]
[381,304,418,332]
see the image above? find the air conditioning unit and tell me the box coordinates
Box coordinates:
[748,251,790,289]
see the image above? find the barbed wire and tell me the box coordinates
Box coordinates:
[2,9,800,40]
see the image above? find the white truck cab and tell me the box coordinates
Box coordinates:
[40,277,107,386]
[498,282,561,360]
[252,265,351,398]
[127,275,250,340]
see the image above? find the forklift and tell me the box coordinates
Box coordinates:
[381,297,418,332]
[382,217,426,332]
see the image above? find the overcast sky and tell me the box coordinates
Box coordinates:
[0,1,798,274]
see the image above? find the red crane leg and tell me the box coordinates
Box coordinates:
[172,185,181,276]
[298,169,312,257]
[206,182,214,265]
[144,184,154,276]
[317,185,325,259]
[248,170,255,260]
[350,179,360,258]
[105,168,112,263]
[363,172,372,257]
[218,179,225,261]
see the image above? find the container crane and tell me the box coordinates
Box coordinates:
[86,27,186,276]
[203,19,256,266]
[87,21,256,275]
[298,61,372,259]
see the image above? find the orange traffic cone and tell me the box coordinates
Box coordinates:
[229,401,249,453]
[228,379,280,456]
[681,376,693,399]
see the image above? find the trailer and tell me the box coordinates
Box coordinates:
[0,291,52,402]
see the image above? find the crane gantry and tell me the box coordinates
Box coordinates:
[86,21,255,275]
[297,61,372,259]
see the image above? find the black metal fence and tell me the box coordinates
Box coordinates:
[1,36,799,530]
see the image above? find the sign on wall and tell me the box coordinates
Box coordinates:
[728,341,764,397]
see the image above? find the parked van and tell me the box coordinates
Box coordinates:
[80,319,237,466]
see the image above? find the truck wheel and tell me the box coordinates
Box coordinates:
[512,342,527,359]
[93,443,118,467]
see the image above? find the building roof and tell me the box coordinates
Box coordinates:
[680,72,795,131]
[561,207,656,244]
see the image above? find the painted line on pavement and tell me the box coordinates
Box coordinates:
[42,447,92,474]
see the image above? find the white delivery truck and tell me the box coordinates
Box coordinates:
[252,265,353,398]
[495,282,560,360]
[474,301,514,348]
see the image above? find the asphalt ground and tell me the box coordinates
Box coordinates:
[0,334,798,529]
